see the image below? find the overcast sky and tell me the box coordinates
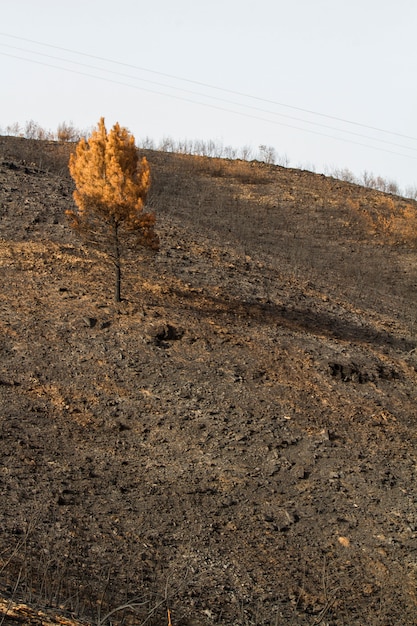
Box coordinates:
[1,0,417,191]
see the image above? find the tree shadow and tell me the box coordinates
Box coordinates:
[168,285,415,352]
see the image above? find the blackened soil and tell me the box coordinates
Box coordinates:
[1,137,417,625]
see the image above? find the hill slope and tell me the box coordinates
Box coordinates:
[1,136,417,625]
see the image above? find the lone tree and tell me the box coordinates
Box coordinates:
[67,117,158,302]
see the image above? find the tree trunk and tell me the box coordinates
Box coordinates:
[114,261,121,303]
[113,222,122,302]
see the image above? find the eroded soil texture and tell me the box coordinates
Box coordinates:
[1,137,417,625]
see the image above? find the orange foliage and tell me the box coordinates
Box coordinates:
[347,192,417,245]
[68,117,157,246]
[67,118,159,301]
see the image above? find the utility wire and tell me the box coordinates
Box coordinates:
[1,31,416,144]
[3,49,417,162]
[1,41,417,156]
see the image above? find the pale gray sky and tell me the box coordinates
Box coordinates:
[1,0,416,191]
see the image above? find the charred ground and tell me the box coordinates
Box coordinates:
[1,136,417,625]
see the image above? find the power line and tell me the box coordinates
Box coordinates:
[2,40,417,156]
[1,30,417,145]
[4,49,417,163]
